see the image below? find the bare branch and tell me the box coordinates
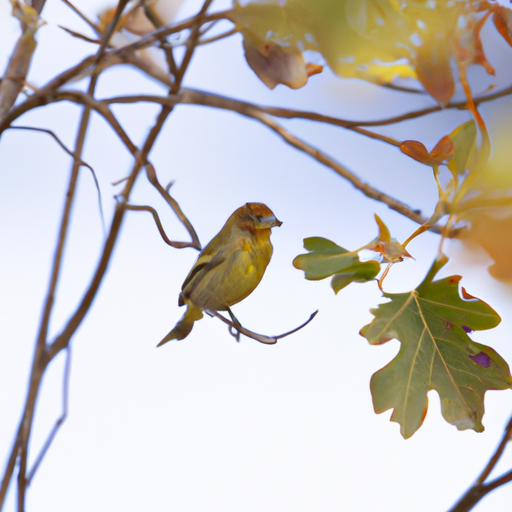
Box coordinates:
[94,0,131,62]
[124,203,200,249]
[476,415,512,485]
[46,0,215,363]
[0,5,40,123]
[61,0,102,33]
[141,0,179,80]
[15,51,103,512]
[350,83,512,127]
[447,414,512,512]
[7,125,94,171]
[99,91,430,226]
[144,164,201,250]
[8,124,106,231]
[109,9,230,56]
[208,310,318,345]
[246,109,427,224]
[26,346,72,484]
[197,27,237,46]
[58,26,101,44]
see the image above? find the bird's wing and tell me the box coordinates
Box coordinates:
[181,247,227,291]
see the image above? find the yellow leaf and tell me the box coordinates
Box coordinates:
[230,0,496,103]
[367,215,412,264]
[447,120,477,176]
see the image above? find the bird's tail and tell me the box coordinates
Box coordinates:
[157,303,203,346]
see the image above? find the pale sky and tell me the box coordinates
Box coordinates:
[1,1,512,511]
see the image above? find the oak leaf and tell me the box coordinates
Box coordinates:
[361,258,511,438]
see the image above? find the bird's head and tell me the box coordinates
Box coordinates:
[242,202,282,230]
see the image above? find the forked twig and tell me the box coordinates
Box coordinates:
[144,163,201,250]
[208,310,318,345]
[124,203,199,249]
[448,414,512,512]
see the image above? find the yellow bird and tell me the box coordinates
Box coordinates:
[157,203,282,346]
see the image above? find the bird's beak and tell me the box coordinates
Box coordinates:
[261,215,282,228]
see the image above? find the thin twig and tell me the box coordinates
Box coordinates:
[447,414,512,512]
[197,27,237,46]
[349,83,512,127]
[144,164,201,249]
[141,1,179,83]
[94,0,131,63]
[124,203,199,249]
[61,0,102,33]
[244,109,432,226]
[208,310,318,344]
[101,90,402,147]
[477,415,512,484]
[8,124,106,233]
[110,10,229,56]
[58,26,100,44]
[26,345,72,484]
[7,125,94,171]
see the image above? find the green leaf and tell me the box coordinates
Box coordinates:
[331,260,381,293]
[448,120,477,176]
[303,236,348,253]
[293,237,380,292]
[293,237,356,280]
[360,261,511,438]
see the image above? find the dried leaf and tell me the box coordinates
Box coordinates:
[367,215,412,263]
[415,36,455,105]
[493,6,512,47]
[243,39,322,89]
[430,135,455,162]
[400,140,442,167]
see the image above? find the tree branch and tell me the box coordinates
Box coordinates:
[208,310,318,345]
[124,203,200,249]
[0,3,41,123]
[447,414,512,512]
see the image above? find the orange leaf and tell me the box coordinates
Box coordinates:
[493,6,512,47]
[400,140,442,166]
[430,136,455,161]
[415,40,455,106]
[242,39,321,89]
[461,212,512,281]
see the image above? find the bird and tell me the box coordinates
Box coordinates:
[157,203,282,346]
